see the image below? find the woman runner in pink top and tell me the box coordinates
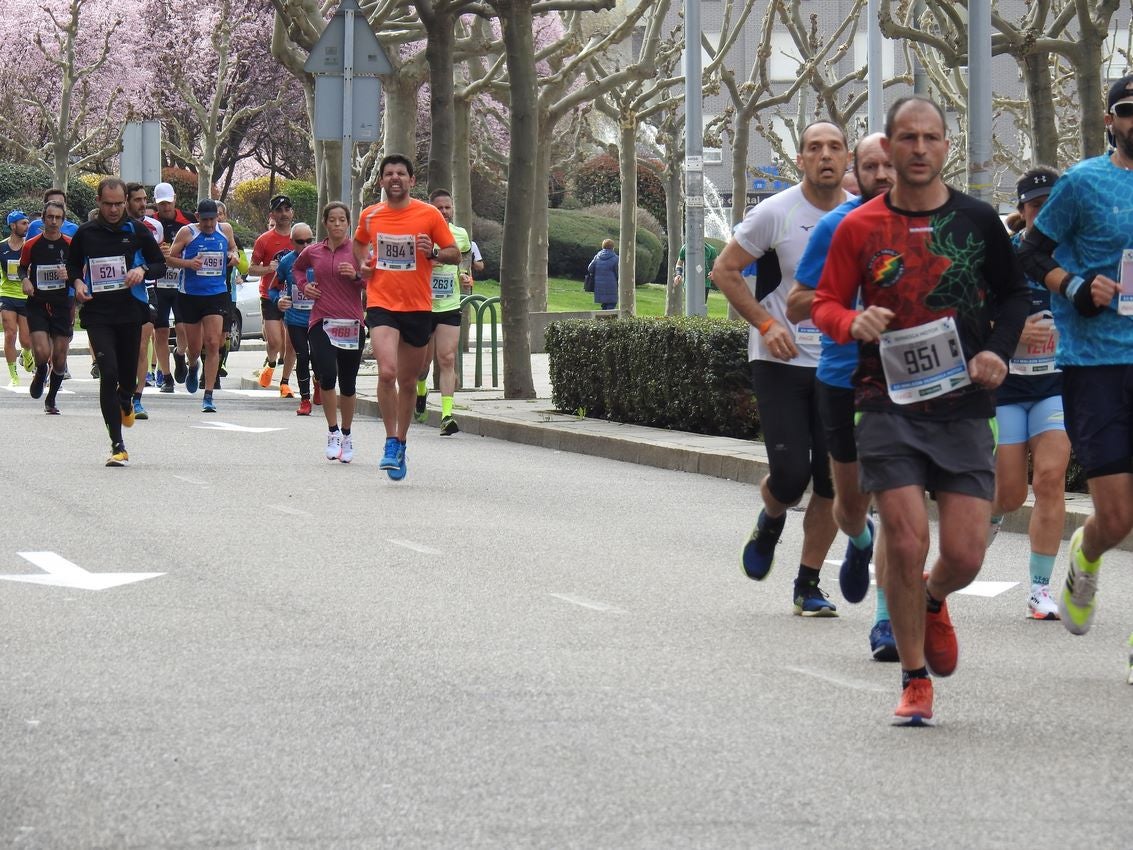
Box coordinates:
[290,202,365,463]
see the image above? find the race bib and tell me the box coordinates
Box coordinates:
[794,320,822,350]
[431,269,456,299]
[375,233,415,271]
[1119,249,1133,316]
[879,316,971,404]
[197,251,225,277]
[157,265,181,289]
[36,263,67,291]
[1009,314,1059,375]
[323,318,361,350]
[5,258,18,282]
[290,281,314,311]
[89,255,127,292]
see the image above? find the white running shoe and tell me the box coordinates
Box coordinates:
[1028,584,1060,620]
[325,430,342,461]
[339,433,354,463]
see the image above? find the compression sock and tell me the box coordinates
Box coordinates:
[875,587,890,624]
[442,395,454,418]
[1030,552,1056,587]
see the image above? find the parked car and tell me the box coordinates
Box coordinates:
[231,275,264,351]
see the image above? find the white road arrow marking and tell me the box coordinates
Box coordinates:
[191,421,284,433]
[822,560,1019,598]
[388,538,443,555]
[218,389,286,397]
[0,552,164,590]
[549,593,628,614]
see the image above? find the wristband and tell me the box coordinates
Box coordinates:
[1059,274,1085,299]
[758,319,775,336]
[1061,273,1104,317]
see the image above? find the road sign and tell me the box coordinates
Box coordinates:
[303,0,392,76]
[313,76,381,142]
[120,121,161,185]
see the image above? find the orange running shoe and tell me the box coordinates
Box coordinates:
[279,383,294,398]
[121,403,135,428]
[892,677,934,726]
[258,365,274,388]
[924,577,958,677]
[296,399,312,416]
[313,385,322,405]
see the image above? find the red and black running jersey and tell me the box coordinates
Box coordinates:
[19,232,71,304]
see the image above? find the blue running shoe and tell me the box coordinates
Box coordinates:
[741,509,784,581]
[155,370,165,388]
[185,362,199,394]
[387,441,407,481]
[133,398,148,420]
[840,517,874,604]
[145,371,155,387]
[201,394,216,413]
[870,619,899,662]
[793,579,838,617]
[379,436,400,470]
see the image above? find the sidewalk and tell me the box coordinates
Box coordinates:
[66,330,1101,547]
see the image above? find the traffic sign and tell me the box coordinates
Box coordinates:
[303,0,392,77]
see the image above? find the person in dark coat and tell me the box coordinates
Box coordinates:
[587,239,618,310]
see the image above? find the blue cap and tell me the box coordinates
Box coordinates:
[6,210,27,227]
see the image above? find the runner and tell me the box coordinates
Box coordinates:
[18,201,71,414]
[812,97,1029,724]
[415,188,471,435]
[215,200,247,387]
[1015,74,1133,651]
[126,182,163,420]
[292,202,364,462]
[786,131,898,659]
[988,167,1070,621]
[275,222,317,415]
[67,177,167,466]
[712,121,851,616]
[27,188,79,238]
[1,210,32,386]
[249,194,297,397]
[166,199,239,413]
[354,154,458,480]
[152,182,194,392]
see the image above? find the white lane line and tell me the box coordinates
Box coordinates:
[271,505,311,518]
[173,475,209,486]
[784,666,889,693]
[191,421,284,433]
[387,538,443,556]
[549,593,628,614]
[957,580,1018,598]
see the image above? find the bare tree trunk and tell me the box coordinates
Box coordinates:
[527,134,552,312]
[617,118,638,317]
[664,161,683,316]
[495,0,536,398]
[384,76,420,158]
[424,12,455,192]
[730,116,751,229]
[1022,53,1058,166]
[453,95,474,232]
[1074,40,1108,157]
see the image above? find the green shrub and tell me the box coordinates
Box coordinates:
[573,154,667,225]
[0,163,95,221]
[548,209,662,285]
[470,216,502,280]
[161,166,202,214]
[581,203,664,241]
[229,175,317,233]
[470,167,507,223]
[281,178,318,229]
[546,316,759,439]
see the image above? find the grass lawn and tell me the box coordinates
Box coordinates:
[470,277,732,319]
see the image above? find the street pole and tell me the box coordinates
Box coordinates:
[341,2,355,205]
[684,0,706,317]
[867,0,883,133]
[967,0,993,203]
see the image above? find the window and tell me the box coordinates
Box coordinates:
[769,31,803,82]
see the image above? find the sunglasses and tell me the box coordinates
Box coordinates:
[1112,101,1133,119]
[294,238,314,245]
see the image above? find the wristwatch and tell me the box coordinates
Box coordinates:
[431,244,440,259]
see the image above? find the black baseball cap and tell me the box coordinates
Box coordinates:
[1016,171,1057,204]
[196,199,219,218]
[269,194,292,210]
[1107,74,1133,110]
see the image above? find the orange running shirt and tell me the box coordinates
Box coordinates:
[354,198,454,312]
[251,229,293,297]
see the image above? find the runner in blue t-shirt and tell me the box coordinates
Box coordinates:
[787,132,898,661]
[1017,73,1133,648]
[275,222,317,416]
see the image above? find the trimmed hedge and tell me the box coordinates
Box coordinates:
[548,209,662,285]
[471,216,502,280]
[0,163,96,222]
[546,316,759,439]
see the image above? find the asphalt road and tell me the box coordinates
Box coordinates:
[2,364,1132,849]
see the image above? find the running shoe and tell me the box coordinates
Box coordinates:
[173,350,187,383]
[326,430,343,461]
[793,580,838,617]
[213,378,222,390]
[1059,527,1099,635]
[133,399,148,420]
[29,364,47,399]
[414,392,428,423]
[339,433,354,463]
[7,375,18,388]
[155,370,165,388]
[839,517,874,604]
[741,509,783,581]
[218,365,228,378]
[185,363,199,394]
[869,619,899,662]
[121,403,135,428]
[892,677,934,727]
[1028,584,1060,620]
[258,365,274,388]
[20,348,34,372]
[145,371,155,387]
[296,399,312,416]
[313,385,321,406]
[280,383,294,398]
[379,436,399,469]
[62,368,71,380]
[387,441,407,481]
[924,581,958,677]
[439,415,460,436]
[159,381,174,394]
[105,448,129,467]
[987,515,1004,548]
[201,396,216,414]
[90,363,100,378]
[44,402,60,415]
